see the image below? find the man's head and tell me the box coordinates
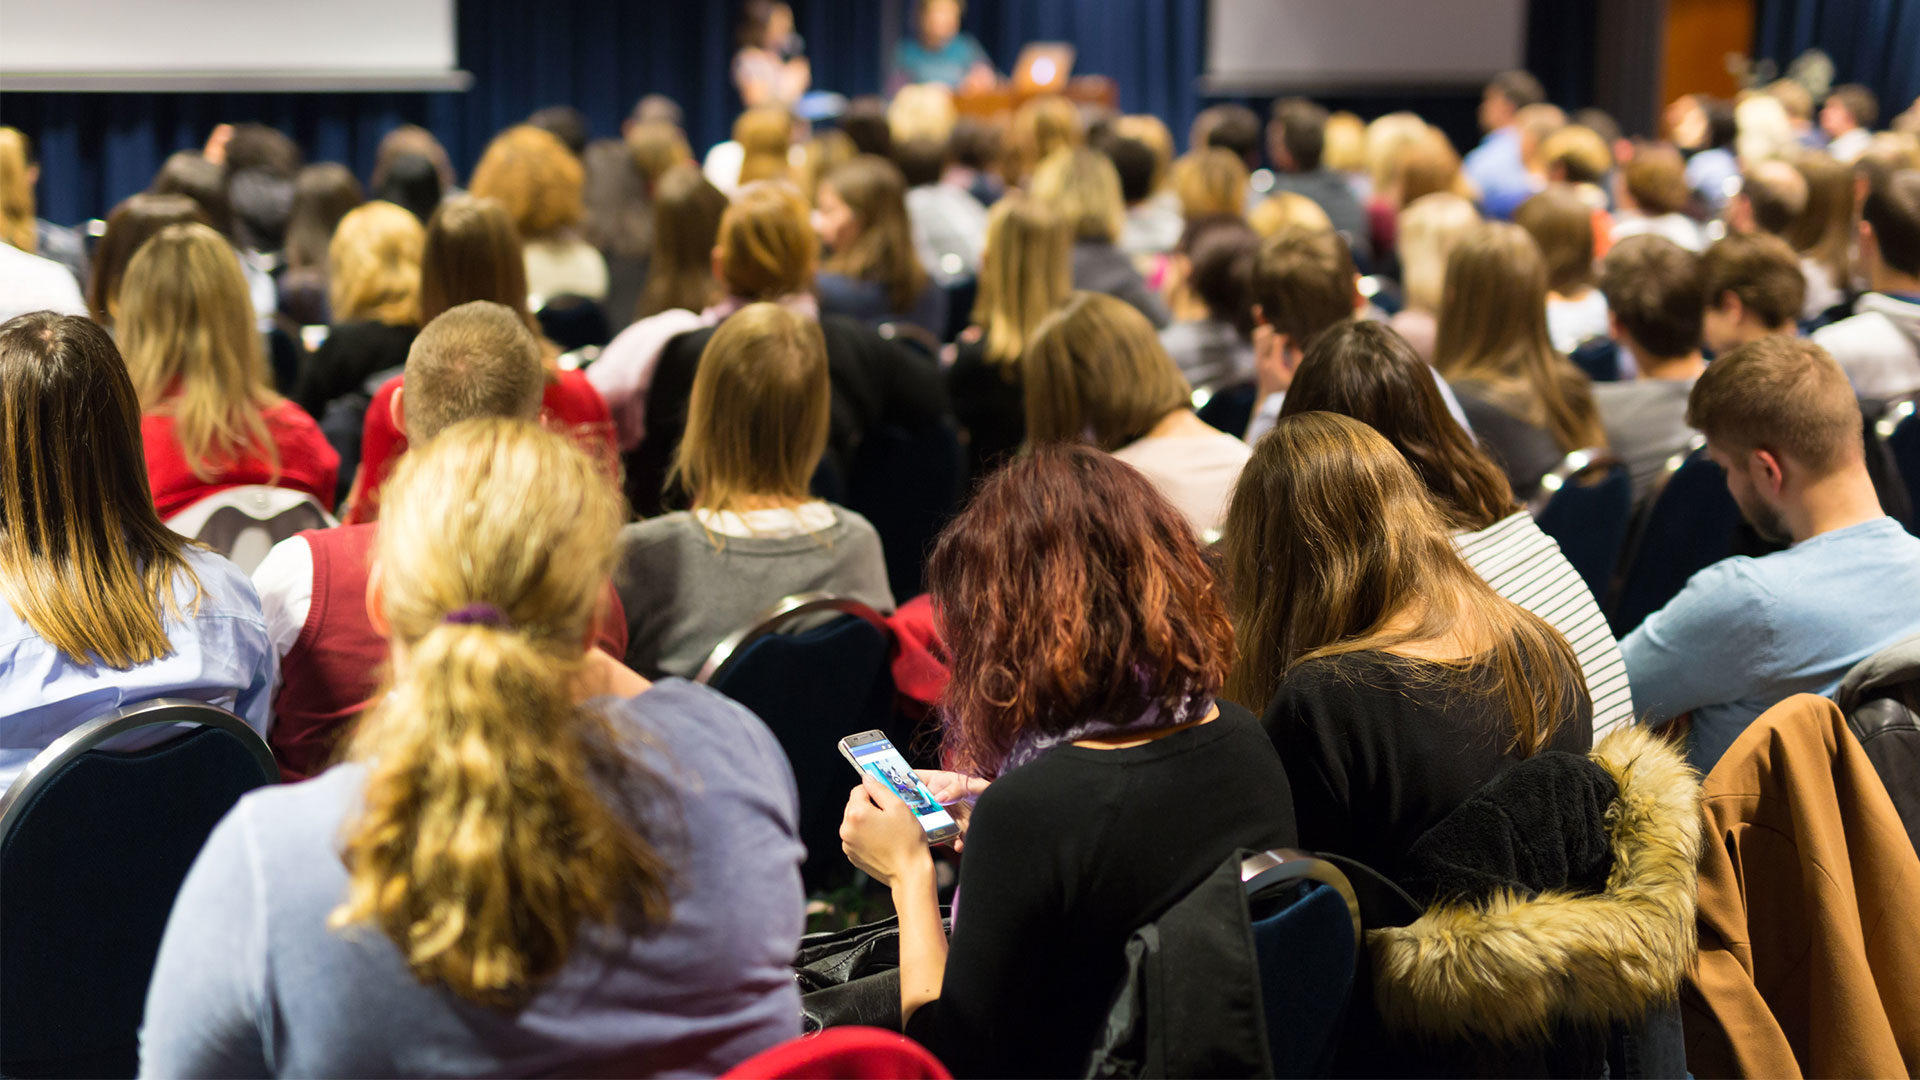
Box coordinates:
[1195,104,1260,169]
[1267,98,1327,174]
[1250,225,1359,373]
[1621,144,1691,215]
[1859,168,1920,287]
[1599,235,1703,362]
[1822,84,1878,139]
[1700,232,1806,352]
[1687,336,1865,542]
[397,300,545,442]
[1481,70,1545,133]
[1731,159,1808,236]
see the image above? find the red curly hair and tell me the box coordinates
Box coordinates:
[927,444,1234,778]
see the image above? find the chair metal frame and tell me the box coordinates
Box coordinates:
[0,698,276,841]
[1527,446,1623,517]
[1875,393,1917,443]
[1239,848,1362,957]
[162,484,339,537]
[692,592,892,687]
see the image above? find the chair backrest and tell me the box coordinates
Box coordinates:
[877,321,941,363]
[1569,336,1623,382]
[1195,380,1258,439]
[165,484,337,574]
[1608,444,1741,636]
[697,595,897,891]
[722,1026,952,1079]
[1240,850,1362,1079]
[0,699,277,1078]
[939,276,977,343]
[536,293,613,351]
[1880,396,1919,533]
[1530,448,1633,599]
[844,423,965,599]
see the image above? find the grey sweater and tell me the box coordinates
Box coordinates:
[615,506,896,679]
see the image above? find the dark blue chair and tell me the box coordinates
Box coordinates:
[1242,850,1362,1078]
[1196,382,1259,440]
[1569,337,1623,382]
[845,423,965,600]
[1880,396,1919,535]
[536,293,613,352]
[1531,449,1634,599]
[0,699,277,1078]
[940,276,977,343]
[697,595,898,892]
[1608,445,1742,636]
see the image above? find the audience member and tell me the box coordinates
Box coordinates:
[891,0,993,91]
[580,137,655,332]
[292,202,425,422]
[0,312,271,790]
[1005,94,1083,186]
[896,135,987,286]
[888,82,959,148]
[815,154,948,334]
[838,443,1296,1079]
[1322,110,1370,200]
[1024,292,1247,535]
[1030,147,1170,327]
[1822,83,1879,163]
[1593,235,1708,498]
[149,146,277,326]
[276,163,367,326]
[1244,224,1359,441]
[0,127,86,285]
[1265,98,1369,260]
[1464,69,1549,219]
[1159,214,1258,393]
[1278,320,1633,733]
[1515,186,1609,352]
[1729,159,1808,238]
[840,96,896,160]
[616,303,894,678]
[1813,169,1920,399]
[1169,146,1250,220]
[118,223,337,516]
[217,123,302,256]
[1510,102,1567,205]
[371,125,455,223]
[732,0,810,110]
[83,193,210,326]
[142,419,803,1077]
[470,125,609,304]
[1196,103,1261,172]
[1621,336,1920,772]
[1669,93,1741,212]
[1435,222,1606,500]
[1735,92,1798,166]
[1247,189,1333,238]
[947,195,1072,476]
[1105,131,1182,257]
[945,114,1005,206]
[1766,77,1821,149]
[1700,230,1807,353]
[1785,151,1855,320]
[1390,192,1481,361]
[1223,411,1590,884]
[526,105,590,158]
[1374,126,1469,254]
[1613,144,1706,251]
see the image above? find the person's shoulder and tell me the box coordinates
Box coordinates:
[619,511,700,549]
[826,502,883,540]
[1814,307,1913,357]
[607,677,792,787]
[179,543,268,620]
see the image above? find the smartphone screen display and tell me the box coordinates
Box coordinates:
[847,738,958,836]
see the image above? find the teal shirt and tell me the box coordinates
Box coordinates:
[893,32,990,87]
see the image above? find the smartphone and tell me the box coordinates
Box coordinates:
[838,730,963,845]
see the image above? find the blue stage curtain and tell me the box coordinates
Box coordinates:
[1753,0,1920,119]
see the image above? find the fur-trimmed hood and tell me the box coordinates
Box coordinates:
[1367,725,1703,1045]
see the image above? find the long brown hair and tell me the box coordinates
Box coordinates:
[0,313,202,668]
[820,155,926,314]
[333,419,672,1005]
[637,165,727,319]
[1434,223,1605,452]
[718,182,818,301]
[283,163,366,274]
[418,195,534,330]
[972,195,1072,369]
[85,194,212,325]
[1786,151,1855,293]
[1281,320,1515,530]
[1023,292,1192,451]
[1221,411,1582,752]
[928,443,1234,777]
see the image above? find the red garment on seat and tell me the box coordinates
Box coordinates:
[144,398,339,518]
[886,594,950,719]
[721,1027,951,1080]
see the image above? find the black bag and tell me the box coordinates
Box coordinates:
[793,913,948,1033]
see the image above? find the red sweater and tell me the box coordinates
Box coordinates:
[144,399,339,519]
[344,370,614,524]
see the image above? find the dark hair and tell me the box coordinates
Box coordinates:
[85,193,213,325]
[527,106,589,158]
[1250,225,1354,348]
[1828,84,1879,129]
[737,0,781,49]
[1701,231,1806,330]
[580,138,651,259]
[630,94,684,129]
[927,443,1234,777]
[1599,235,1704,359]
[1513,187,1596,295]
[1490,70,1546,110]
[892,136,949,188]
[1280,320,1515,529]
[222,125,302,252]
[1101,136,1158,205]
[638,165,728,319]
[1203,104,1261,166]
[1271,97,1328,172]
[1572,107,1622,145]
[149,151,233,239]
[949,116,1001,172]
[283,163,366,273]
[222,123,301,179]
[1741,162,1807,235]
[840,97,893,159]
[1181,215,1259,338]
[1701,97,1737,150]
[1863,170,1920,278]
[375,154,446,225]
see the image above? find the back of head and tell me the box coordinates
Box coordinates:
[329,201,426,326]
[470,125,585,241]
[1023,291,1190,450]
[631,93,684,129]
[949,115,1003,174]
[1280,320,1514,530]
[821,155,925,312]
[1625,144,1691,215]
[1687,335,1862,475]
[1490,70,1547,111]
[1203,104,1261,167]
[1365,112,1431,192]
[335,418,668,1007]
[1741,159,1809,235]
[893,136,950,188]
[1112,115,1174,191]
[1830,84,1879,130]
[86,193,212,325]
[841,97,894,159]
[1514,186,1597,295]
[373,125,456,206]
[0,127,35,252]
[222,123,302,179]
[1540,124,1613,185]
[420,194,531,326]
[1100,136,1158,206]
[1249,191,1334,238]
[1700,231,1806,331]
[580,138,651,257]
[1784,152,1855,269]
[1271,97,1328,172]
[1735,93,1795,164]
[1322,111,1367,174]
[625,121,692,187]
[375,154,447,225]
[927,441,1231,777]
[974,195,1072,366]
[1863,169,1920,277]
[527,105,589,158]
[672,302,829,513]
[283,163,367,272]
[150,151,234,239]
[638,165,727,319]
[735,107,797,186]
[1514,104,1568,161]
[1599,235,1704,359]
[1181,215,1259,337]
[1169,147,1249,220]
[1395,130,1465,206]
[1572,108,1623,146]
[0,312,196,669]
[1396,192,1480,313]
[1030,146,1125,243]
[717,181,818,301]
[402,301,545,443]
[888,83,958,146]
[222,124,302,250]
[1251,224,1355,348]
[1010,95,1086,183]
[1766,78,1815,124]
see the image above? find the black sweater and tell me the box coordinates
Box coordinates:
[292,321,418,421]
[944,339,1025,481]
[905,704,1297,1078]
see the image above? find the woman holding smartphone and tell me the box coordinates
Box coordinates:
[838,444,1297,1078]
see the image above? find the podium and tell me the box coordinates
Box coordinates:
[953,75,1120,123]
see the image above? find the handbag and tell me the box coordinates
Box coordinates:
[793,911,950,1033]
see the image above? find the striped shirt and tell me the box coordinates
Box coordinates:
[1455,511,1635,736]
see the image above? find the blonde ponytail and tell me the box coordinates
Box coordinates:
[330,418,671,1005]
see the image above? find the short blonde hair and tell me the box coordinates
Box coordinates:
[672,302,830,515]
[1170,148,1249,220]
[1024,291,1192,450]
[1365,112,1430,193]
[1249,191,1332,238]
[1397,192,1481,313]
[1030,147,1125,243]
[402,300,546,442]
[717,181,818,300]
[1541,125,1613,185]
[329,201,425,325]
[470,125,584,240]
[1322,112,1367,174]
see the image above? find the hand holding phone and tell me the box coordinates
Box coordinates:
[838,731,961,845]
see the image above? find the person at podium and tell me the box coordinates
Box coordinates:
[892,0,995,92]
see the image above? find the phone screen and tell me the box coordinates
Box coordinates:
[848,739,958,835]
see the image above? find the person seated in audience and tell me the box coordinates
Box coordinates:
[1158,214,1258,393]
[1030,147,1170,327]
[0,313,271,790]
[1669,93,1741,213]
[1766,77,1823,150]
[1813,169,1920,400]
[1538,123,1615,224]
[1612,145,1706,251]
[1195,102,1262,173]
[142,419,803,1077]
[1510,102,1567,206]
[890,0,993,91]
[371,125,457,224]
[1436,222,1607,500]
[346,195,613,523]
[1024,292,1247,535]
[945,114,1006,207]
[1822,83,1879,164]
[470,125,609,305]
[84,194,212,329]
[1621,336,1920,772]
[1515,186,1610,352]
[1735,92,1797,165]
[1786,152,1855,320]
[0,128,87,287]
[1247,189,1333,238]
[1700,230,1807,354]
[947,195,1072,477]
[814,154,948,335]
[838,443,1296,1079]
[1465,69,1549,220]
[1727,159,1808,239]
[1104,133,1182,257]
[580,137,655,335]
[1168,146,1250,223]
[1266,98,1370,262]
[1278,320,1633,734]
[1371,123,1470,256]
[1389,192,1480,362]
[275,164,367,327]
[895,135,987,287]
[291,202,425,422]
[732,0,809,111]
[616,303,893,678]
[1222,410,1591,884]
[1004,93,1082,187]
[116,223,337,518]
[1593,235,1709,499]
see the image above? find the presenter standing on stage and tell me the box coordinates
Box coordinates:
[892,0,995,91]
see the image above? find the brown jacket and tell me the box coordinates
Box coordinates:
[1682,694,1920,1077]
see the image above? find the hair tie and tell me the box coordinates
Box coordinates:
[443,603,511,628]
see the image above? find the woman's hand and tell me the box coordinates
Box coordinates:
[915,769,988,852]
[840,776,936,888]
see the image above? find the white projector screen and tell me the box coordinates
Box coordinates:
[1205,0,1527,92]
[0,0,462,91]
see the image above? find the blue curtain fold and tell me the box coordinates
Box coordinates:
[1753,0,1920,120]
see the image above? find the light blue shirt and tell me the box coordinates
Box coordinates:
[0,546,273,792]
[1463,127,1537,221]
[1620,516,1920,773]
